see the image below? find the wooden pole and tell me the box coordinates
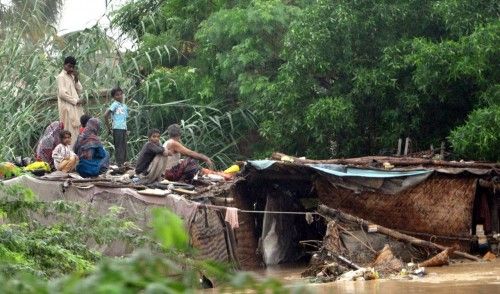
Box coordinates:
[397,138,402,156]
[270,152,499,169]
[336,255,361,270]
[478,179,500,190]
[317,205,482,262]
[404,137,411,156]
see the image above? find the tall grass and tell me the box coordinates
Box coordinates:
[0,8,59,160]
[0,6,256,168]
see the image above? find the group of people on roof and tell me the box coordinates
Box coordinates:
[34,56,213,183]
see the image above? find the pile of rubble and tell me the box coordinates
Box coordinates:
[301,205,496,283]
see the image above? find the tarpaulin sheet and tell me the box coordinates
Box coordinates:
[248,160,432,178]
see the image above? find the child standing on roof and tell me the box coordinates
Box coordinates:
[104,87,128,166]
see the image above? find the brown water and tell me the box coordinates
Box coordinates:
[261,260,500,293]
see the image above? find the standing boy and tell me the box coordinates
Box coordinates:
[57,56,84,147]
[104,87,128,166]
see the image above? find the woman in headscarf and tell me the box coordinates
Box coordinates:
[35,121,64,167]
[74,118,109,177]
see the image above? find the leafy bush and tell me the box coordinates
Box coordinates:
[0,184,144,279]
[0,184,290,293]
[449,105,500,161]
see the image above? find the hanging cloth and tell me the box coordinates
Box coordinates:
[225,207,239,229]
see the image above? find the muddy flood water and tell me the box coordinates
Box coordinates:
[258,260,500,293]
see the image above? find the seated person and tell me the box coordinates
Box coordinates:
[52,130,78,173]
[163,124,213,182]
[135,129,170,184]
[74,118,109,177]
[35,121,64,168]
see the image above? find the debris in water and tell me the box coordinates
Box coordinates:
[482,251,496,261]
[400,263,426,278]
[418,248,454,267]
[372,244,404,274]
[338,268,378,281]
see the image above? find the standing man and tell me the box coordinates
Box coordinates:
[57,56,84,147]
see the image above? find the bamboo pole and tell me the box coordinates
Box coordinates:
[41,89,111,101]
[317,205,482,262]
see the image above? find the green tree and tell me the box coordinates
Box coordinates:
[110,0,499,161]
[449,105,500,161]
[259,0,498,159]
[113,0,305,159]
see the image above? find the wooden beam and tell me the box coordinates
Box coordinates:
[271,152,499,169]
[317,205,482,262]
[478,179,500,190]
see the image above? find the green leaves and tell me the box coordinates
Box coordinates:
[433,0,500,37]
[305,97,355,157]
[0,184,288,292]
[0,185,145,279]
[449,105,500,161]
[266,0,499,158]
[151,208,188,251]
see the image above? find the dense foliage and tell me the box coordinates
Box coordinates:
[1,1,497,291]
[0,184,144,279]
[113,0,499,161]
[0,184,289,293]
[0,0,498,163]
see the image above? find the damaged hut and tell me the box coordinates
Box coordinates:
[230,153,499,270]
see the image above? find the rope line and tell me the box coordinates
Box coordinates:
[199,203,322,216]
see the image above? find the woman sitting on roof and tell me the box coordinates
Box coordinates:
[74,118,109,177]
[163,124,213,182]
[35,121,64,168]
